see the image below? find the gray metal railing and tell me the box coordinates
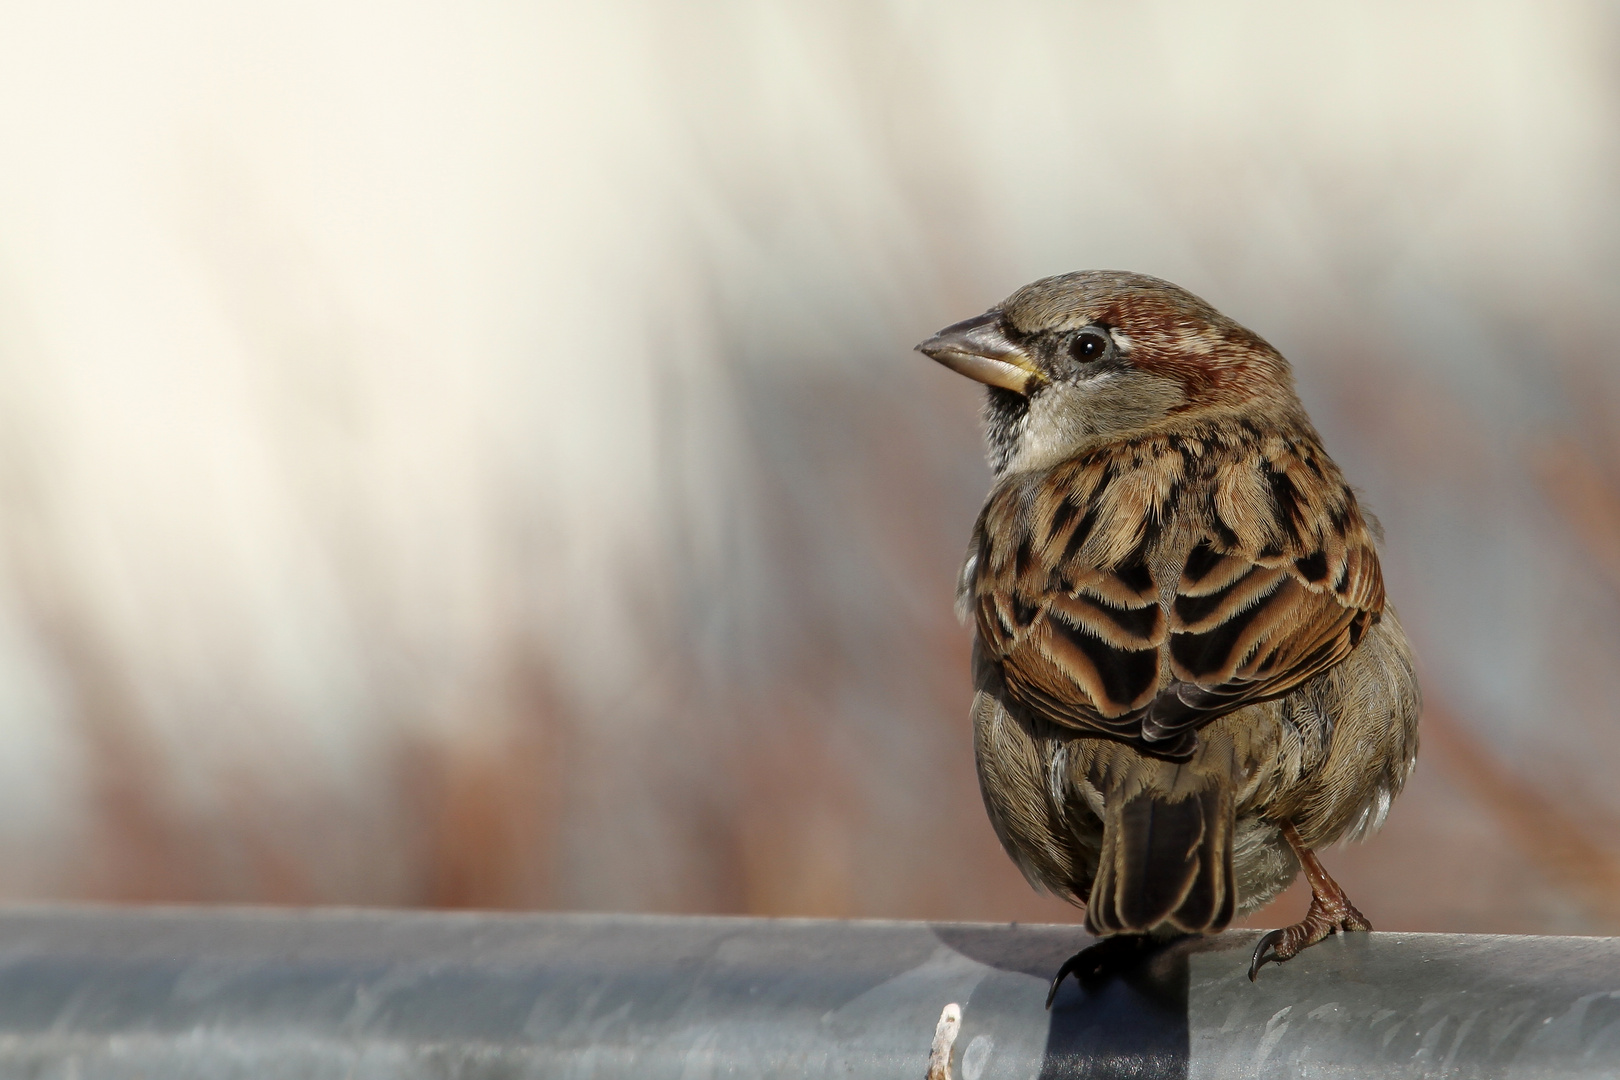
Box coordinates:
[0,905,1609,1077]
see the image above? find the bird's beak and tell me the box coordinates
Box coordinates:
[915,311,1043,395]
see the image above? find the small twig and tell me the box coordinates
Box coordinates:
[926,1002,961,1080]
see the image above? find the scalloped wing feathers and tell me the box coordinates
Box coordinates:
[967,425,1384,760]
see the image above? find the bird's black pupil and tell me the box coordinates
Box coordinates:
[1072,331,1107,361]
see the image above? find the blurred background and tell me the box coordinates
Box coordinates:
[0,0,1616,934]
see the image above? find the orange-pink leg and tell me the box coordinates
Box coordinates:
[1249,822,1372,981]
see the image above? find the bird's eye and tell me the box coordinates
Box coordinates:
[1070,329,1109,362]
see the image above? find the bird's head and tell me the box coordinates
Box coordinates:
[917,270,1299,475]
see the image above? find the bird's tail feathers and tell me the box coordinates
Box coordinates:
[1085,779,1235,936]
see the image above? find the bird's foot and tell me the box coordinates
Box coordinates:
[1046,934,1155,1008]
[1247,889,1370,980]
[1248,821,1371,981]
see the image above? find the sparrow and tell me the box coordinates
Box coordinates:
[917,271,1420,988]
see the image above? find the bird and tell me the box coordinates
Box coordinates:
[916,271,1420,991]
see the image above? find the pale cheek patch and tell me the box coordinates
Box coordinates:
[1006,393,1093,473]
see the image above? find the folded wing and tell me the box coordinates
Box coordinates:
[970,435,1384,759]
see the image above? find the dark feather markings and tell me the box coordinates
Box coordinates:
[968,425,1385,763]
[1063,506,1098,564]
[1052,592,1164,642]
[1168,593,1271,679]
[1014,537,1034,578]
[1348,610,1369,647]
[1113,548,1156,595]
[1048,496,1078,540]
[1047,619,1159,709]
[1294,551,1329,583]
[988,596,1014,637]
[1092,601,1164,640]
[1173,566,1266,625]
[1090,459,1119,509]
[1157,478,1183,522]
[1010,677,1146,735]
[1266,465,1301,545]
[1140,681,1234,743]
[1166,434,1191,476]
[1329,502,1352,535]
[1183,539,1225,584]
[1194,448,1220,481]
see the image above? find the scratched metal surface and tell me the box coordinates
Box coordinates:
[1187,932,1620,1079]
[0,908,1610,1078]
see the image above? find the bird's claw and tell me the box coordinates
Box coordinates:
[1045,953,1084,1008]
[1248,894,1372,982]
[1045,935,1161,1008]
[1247,927,1291,980]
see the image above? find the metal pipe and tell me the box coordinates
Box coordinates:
[0,906,1610,1077]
